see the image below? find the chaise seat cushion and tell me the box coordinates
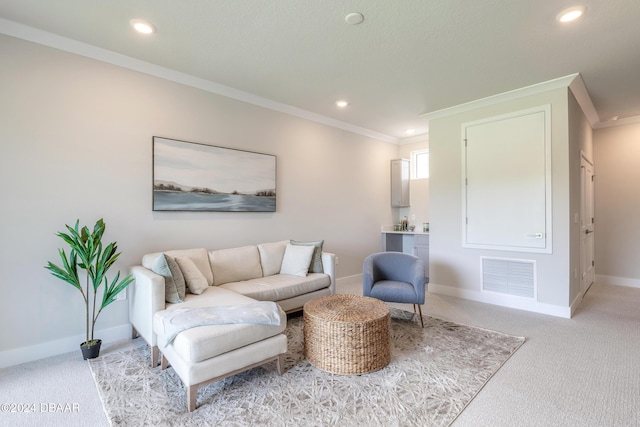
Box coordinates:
[219,273,330,302]
[153,286,286,364]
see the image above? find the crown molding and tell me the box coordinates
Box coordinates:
[0,18,398,144]
[567,73,599,127]
[593,115,640,129]
[421,73,584,121]
[398,132,429,145]
[567,76,640,129]
[419,72,640,130]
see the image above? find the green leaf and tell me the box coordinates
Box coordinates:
[101,273,134,310]
[45,248,82,291]
[93,218,105,241]
[56,231,76,248]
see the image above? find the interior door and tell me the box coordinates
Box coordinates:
[580,156,595,293]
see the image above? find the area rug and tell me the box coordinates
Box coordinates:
[89,309,524,427]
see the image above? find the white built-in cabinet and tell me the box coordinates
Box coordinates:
[413,234,429,281]
[462,105,551,253]
[391,159,410,207]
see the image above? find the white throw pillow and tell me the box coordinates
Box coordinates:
[175,256,209,294]
[279,244,315,277]
[290,239,324,273]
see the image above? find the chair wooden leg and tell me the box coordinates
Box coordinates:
[131,325,138,339]
[417,304,424,328]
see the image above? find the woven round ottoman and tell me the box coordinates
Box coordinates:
[303,294,391,375]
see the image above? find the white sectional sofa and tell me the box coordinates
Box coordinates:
[129,240,335,411]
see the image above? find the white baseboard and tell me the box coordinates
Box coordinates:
[428,283,572,318]
[336,273,363,287]
[596,274,640,289]
[1,275,366,369]
[569,289,586,317]
[337,276,573,318]
[0,324,132,369]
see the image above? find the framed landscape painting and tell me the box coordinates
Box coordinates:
[153,137,276,212]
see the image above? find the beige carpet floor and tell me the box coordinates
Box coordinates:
[1,280,638,426]
[88,310,523,426]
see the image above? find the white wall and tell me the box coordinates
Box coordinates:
[0,35,399,366]
[593,123,640,288]
[428,88,583,317]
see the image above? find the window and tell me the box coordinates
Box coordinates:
[411,149,429,179]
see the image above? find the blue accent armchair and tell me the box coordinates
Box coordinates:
[363,252,426,327]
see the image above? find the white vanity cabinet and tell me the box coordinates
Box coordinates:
[391,159,410,207]
[413,234,429,281]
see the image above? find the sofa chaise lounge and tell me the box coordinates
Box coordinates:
[129,240,335,411]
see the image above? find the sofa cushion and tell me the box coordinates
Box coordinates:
[175,256,209,294]
[219,273,330,302]
[209,245,263,286]
[151,254,184,303]
[154,287,286,364]
[143,248,213,286]
[280,243,314,276]
[290,239,324,273]
[257,240,288,276]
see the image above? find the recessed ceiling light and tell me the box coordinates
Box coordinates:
[556,6,586,23]
[405,128,416,135]
[130,19,156,34]
[345,12,364,25]
[336,100,349,108]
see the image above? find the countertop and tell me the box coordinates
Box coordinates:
[381,225,429,235]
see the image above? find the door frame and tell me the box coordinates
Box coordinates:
[580,153,595,294]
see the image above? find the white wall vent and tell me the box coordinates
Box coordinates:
[481,257,536,299]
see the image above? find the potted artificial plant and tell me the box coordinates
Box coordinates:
[45,219,134,360]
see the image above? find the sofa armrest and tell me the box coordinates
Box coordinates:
[321,252,336,294]
[129,265,166,348]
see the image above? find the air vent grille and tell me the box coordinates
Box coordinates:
[482,257,535,298]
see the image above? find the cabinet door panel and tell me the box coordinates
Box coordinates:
[391,159,410,207]
[414,233,429,279]
[463,106,550,253]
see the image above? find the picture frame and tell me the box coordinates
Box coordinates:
[152,137,276,212]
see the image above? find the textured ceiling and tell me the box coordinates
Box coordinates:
[1,0,640,142]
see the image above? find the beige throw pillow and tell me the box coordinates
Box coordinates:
[175,256,208,294]
[258,241,288,276]
[165,248,213,286]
